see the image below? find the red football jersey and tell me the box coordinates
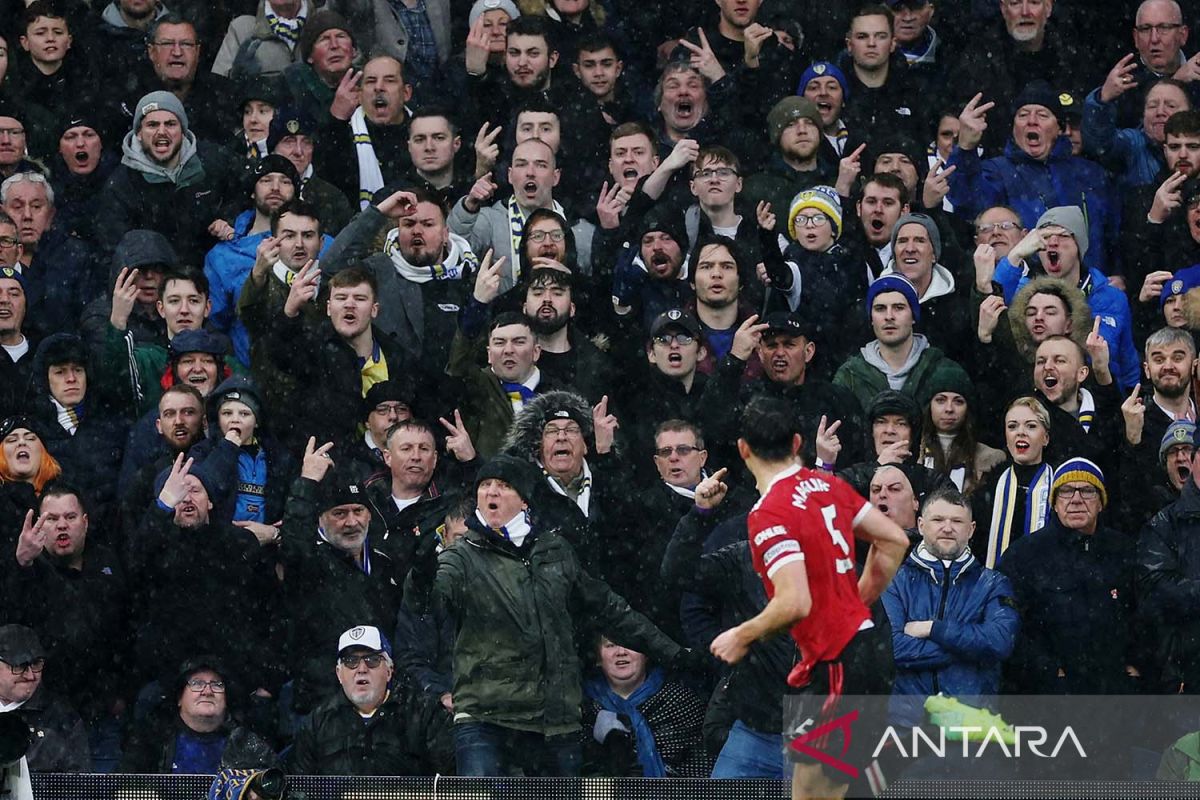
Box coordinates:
[747,464,872,687]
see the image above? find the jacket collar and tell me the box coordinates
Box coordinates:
[908,541,976,583]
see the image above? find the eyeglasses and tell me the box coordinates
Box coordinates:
[373,402,408,415]
[694,167,738,180]
[339,653,385,670]
[976,221,1020,235]
[653,332,694,346]
[4,659,45,674]
[185,678,225,693]
[528,230,566,243]
[543,423,582,438]
[0,236,17,248]
[1041,231,1075,243]
[1135,23,1184,35]
[793,213,829,228]
[1058,485,1100,500]
[654,445,701,458]
[152,39,199,50]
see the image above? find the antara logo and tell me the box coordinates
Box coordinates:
[872,726,1087,759]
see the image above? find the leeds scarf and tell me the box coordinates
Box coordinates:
[986,463,1052,568]
[350,107,385,209]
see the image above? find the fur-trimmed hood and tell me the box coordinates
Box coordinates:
[1009,276,1092,360]
[502,390,595,464]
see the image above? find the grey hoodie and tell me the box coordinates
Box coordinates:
[121,131,204,186]
[861,333,930,390]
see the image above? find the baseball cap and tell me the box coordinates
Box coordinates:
[338,625,391,655]
[650,308,702,340]
[0,625,45,665]
[761,311,816,340]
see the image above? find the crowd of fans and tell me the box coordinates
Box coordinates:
[4,0,1200,785]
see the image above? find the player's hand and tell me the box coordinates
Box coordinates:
[709,626,749,664]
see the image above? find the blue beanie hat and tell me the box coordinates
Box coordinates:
[1051,457,1107,508]
[1160,420,1197,463]
[866,275,921,322]
[1162,265,1200,309]
[798,61,849,101]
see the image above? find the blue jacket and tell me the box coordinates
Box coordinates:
[993,260,1140,391]
[882,544,1020,727]
[946,136,1120,276]
[203,210,333,368]
[1081,88,1164,190]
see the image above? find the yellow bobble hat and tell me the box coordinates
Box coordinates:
[1050,457,1107,508]
[788,185,842,242]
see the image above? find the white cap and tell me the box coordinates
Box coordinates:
[338,625,386,654]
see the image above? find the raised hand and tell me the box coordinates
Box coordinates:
[974,242,998,292]
[1100,53,1139,103]
[474,122,502,178]
[377,189,419,218]
[472,249,506,304]
[234,519,281,546]
[157,452,194,508]
[1139,270,1175,303]
[109,267,141,331]
[15,510,49,567]
[731,314,769,361]
[977,294,1008,344]
[592,395,619,455]
[1085,315,1111,380]
[755,200,777,232]
[252,235,281,285]
[1150,170,1188,223]
[877,438,910,465]
[678,29,726,82]
[1006,228,1048,265]
[301,436,336,481]
[814,415,842,465]
[465,16,491,75]
[835,143,866,198]
[662,138,700,173]
[695,466,729,510]
[208,219,235,242]
[439,409,477,462]
[331,68,363,121]
[957,93,995,151]
[922,162,956,209]
[283,259,320,318]
[1121,382,1146,445]
[596,181,627,230]
[463,173,498,214]
[742,23,773,68]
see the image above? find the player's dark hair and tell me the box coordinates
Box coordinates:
[739,396,800,461]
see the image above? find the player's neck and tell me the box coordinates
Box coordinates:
[748,457,800,496]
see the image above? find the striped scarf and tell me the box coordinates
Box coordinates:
[350,107,386,209]
[265,0,307,50]
[1075,387,1096,434]
[986,463,1052,568]
[544,459,593,517]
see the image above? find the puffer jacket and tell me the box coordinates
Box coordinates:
[946,136,1119,277]
[882,544,1020,726]
[417,513,681,736]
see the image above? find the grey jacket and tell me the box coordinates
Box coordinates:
[448,197,595,293]
[327,0,453,66]
[212,3,300,79]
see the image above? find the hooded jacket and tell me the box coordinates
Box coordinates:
[187,376,297,526]
[833,334,972,412]
[946,136,1119,277]
[882,543,1019,726]
[413,510,680,735]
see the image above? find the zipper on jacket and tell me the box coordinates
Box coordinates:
[932,567,952,695]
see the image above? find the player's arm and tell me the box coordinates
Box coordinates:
[852,504,909,606]
[710,560,810,665]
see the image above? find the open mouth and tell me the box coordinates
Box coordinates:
[667,352,683,366]
[523,180,538,195]
[186,373,207,386]
[1042,374,1059,390]
[74,151,90,164]
[0,307,11,320]
[622,168,638,180]
[55,533,71,546]
[172,425,190,440]
[1180,465,1192,482]
[341,313,358,325]
[877,502,890,515]
[501,357,517,370]
[771,357,789,371]
[373,95,389,109]
[1026,131,1041,146]
[1046,251,1060,268]
[676,101,694,117]
[180,502,197,514]
[552,445,572,459]
[870,218,886,233]
[537,304,556,318]
[1014,440,1030,455]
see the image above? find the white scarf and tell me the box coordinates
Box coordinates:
[272,259,321,294]
[544,458,593,517]
[476,508,532,547]
[665,481,697,499]
[52,398,80,436]
[350,107,386,209]
[1075,387,1096,434]
[383,230,478,283]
